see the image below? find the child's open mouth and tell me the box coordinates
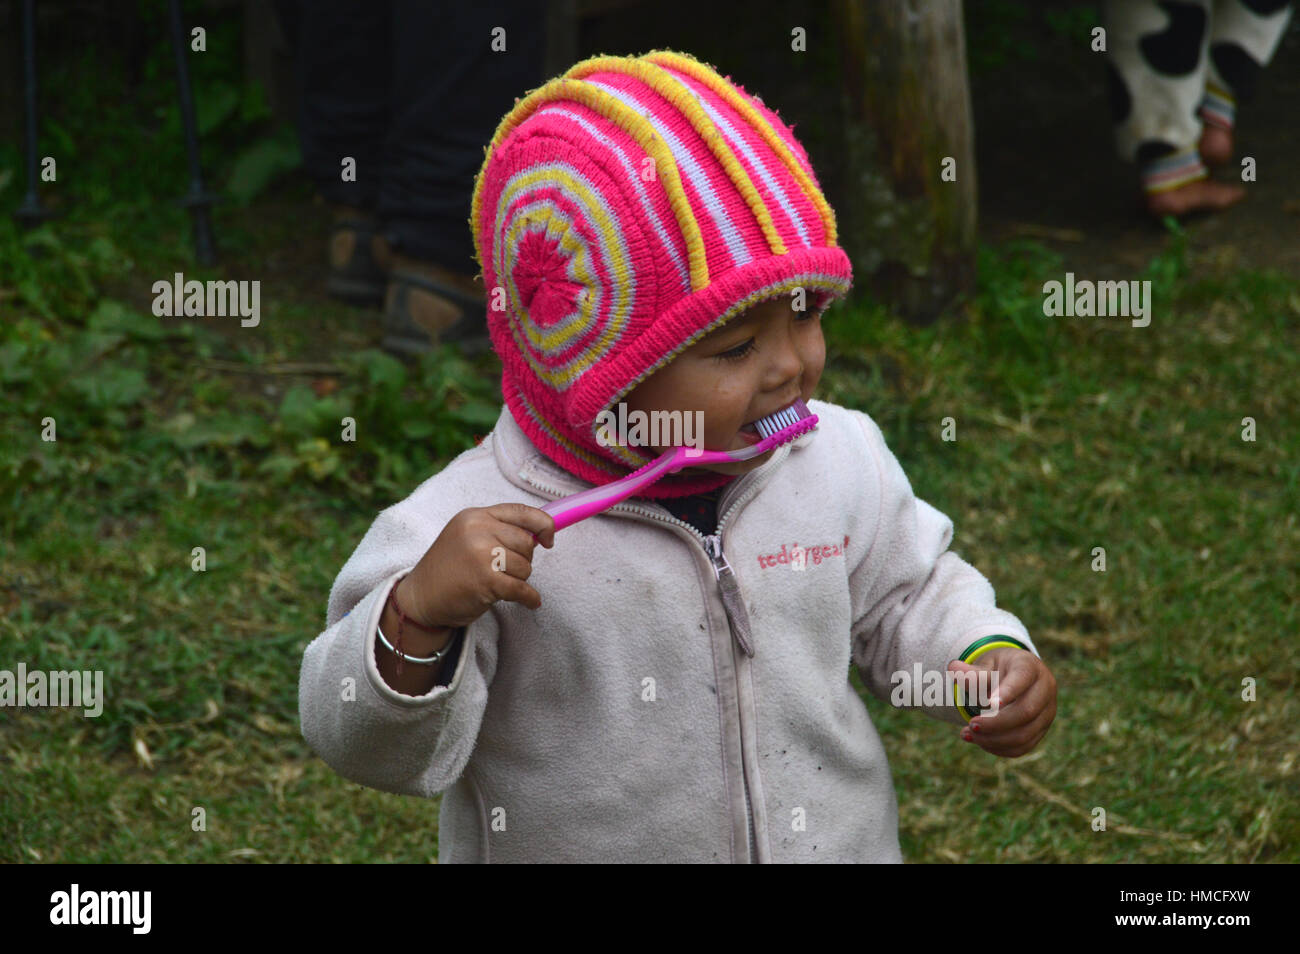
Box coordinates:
[738,422,762,444]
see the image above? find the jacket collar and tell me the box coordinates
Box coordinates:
[489,402,816,518]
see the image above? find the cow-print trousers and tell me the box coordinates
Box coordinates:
[1104,0,1293,192]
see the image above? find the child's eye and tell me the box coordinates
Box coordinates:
[713,311,821,362]
[714,339,755,362]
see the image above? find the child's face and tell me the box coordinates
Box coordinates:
[621,294,826,476]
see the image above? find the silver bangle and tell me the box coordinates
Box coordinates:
[376,620,455,665]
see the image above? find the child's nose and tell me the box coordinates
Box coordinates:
[764,328,806,389]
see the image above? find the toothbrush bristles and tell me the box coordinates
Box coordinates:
[754,398,814,440]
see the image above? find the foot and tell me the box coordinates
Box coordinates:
[382,255,489,356]
[1198,124,1234,168]
[327,204,392,305]
[1145,178,1245,218]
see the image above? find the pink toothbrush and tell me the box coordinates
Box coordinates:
[534,399,818,536]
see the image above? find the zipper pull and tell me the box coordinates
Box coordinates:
[704,534,755,657]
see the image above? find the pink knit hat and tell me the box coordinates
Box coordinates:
[470,49,853,498]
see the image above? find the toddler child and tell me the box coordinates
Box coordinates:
[299,49,1057,863]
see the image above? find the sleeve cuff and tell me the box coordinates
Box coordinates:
[361,570,476,708]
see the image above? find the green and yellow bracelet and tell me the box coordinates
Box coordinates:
[954,634,1031,723]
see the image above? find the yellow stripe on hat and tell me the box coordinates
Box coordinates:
[472,74,711,292]
[565,55,789,258]
[642,50,839,248]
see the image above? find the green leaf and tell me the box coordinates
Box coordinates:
[257,453,300,481]
[87,300,167,341]
[277,382,345,431]
[45,119,77,159]
[69,331,127,363]
[166,411,272,449]
[18,276,54,319]
[70,367,148,408]
[85,236,132,275]
[0,342,33,383]
[400,418,438,440]
[357,349,407,392]
[278,385,320,434]
[240,81,272,125]
[225,128,301,205]
[447,401,500,430]
[196,82,240,137]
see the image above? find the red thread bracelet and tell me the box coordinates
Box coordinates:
[386,580,444,677]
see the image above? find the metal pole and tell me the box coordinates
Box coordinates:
[168,0,219,265]
[14,0,54,231]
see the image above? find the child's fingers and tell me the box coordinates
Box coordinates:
[967,702,1056,756]
[496,575,544,611]
[493,523,548,563]
[970,670,1043,728]
[971,666,1053,732]
[970,693,1039,735]
[487,502,556,548]
[957,651,1036,712]
[948,653,1026,716]
[481,526,549,610]
[969,678,1056,741]
[988,657,1037,711]
[487,543,540,584]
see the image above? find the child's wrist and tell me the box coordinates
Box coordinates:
[393,574,453,631]
[379,605,455,655]
[389,580,454,643]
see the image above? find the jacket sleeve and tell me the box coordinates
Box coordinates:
[298,501,499,796]
[847,412,1038,726]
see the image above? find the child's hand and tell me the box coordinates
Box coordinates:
[947,649,1056,757]
[396,504,557,630]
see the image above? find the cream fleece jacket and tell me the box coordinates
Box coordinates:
[298,398,1037,863]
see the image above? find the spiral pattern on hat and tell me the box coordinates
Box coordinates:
[491,162,637,392]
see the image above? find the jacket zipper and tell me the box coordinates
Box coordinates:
[703,534,755,656]
[520,467,776,864]
[703,531,758,863]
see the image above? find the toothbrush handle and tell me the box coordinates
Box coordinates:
[531,403,819,540]
[538,446,687,533]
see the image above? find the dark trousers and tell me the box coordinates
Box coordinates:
[292,1,547,271]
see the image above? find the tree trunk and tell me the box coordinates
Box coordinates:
[833,0,977,324]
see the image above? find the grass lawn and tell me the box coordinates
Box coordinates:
[2,14,1296,863]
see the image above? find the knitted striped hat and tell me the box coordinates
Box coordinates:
[470,49,853,498]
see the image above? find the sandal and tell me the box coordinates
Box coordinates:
[382,268,493,357]
[327,217,388,306]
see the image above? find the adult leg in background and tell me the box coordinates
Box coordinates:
[379,1,548,355]
[294,0,394,303]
